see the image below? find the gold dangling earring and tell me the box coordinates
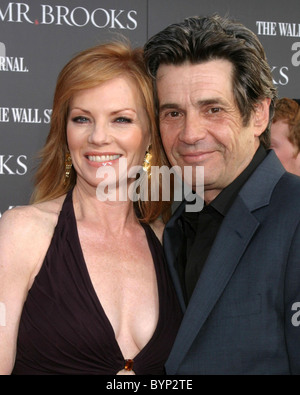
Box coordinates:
[64,152,73,186]
[142,145,152,176]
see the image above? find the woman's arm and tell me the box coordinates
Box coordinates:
[0,204,58,374]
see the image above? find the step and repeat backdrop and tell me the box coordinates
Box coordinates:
[1,0,300,215]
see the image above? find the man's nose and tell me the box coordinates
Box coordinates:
[178,112,207,145]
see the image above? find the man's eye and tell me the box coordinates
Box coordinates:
[169,111,180,117]
[208,107,221,114]
[159,110,182,121]
[72,116,89,123]
[162,111,181,119]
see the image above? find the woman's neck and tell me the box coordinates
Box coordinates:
[72,184,140,236]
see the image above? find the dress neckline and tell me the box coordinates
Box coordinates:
[65,190,163,371]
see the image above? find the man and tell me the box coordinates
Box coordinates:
[270,97,300,176]
[144,15,300,374]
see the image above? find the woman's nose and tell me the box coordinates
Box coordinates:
[88,122,112,145]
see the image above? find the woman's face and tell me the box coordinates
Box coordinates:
[67,76,151,195]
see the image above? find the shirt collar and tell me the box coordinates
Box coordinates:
[210,144,267,216]
[181,144,267,228]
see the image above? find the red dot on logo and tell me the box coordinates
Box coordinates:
[35,19,39,25]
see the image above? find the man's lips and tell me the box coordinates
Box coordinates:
[179,150,215,163]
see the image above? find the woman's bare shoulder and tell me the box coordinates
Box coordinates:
[0,195,66,286]
[0,195,65,235]
[0,195,66,268]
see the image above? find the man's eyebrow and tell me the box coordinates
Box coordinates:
[159,103,181,112]
[196,98,227,106]
[159,98,227,112]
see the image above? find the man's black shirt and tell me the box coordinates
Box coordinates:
[177,145,267,303]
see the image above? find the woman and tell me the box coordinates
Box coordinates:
[0,41,182,375]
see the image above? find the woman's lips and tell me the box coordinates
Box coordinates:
[87,154,121,163]
[85,153,122,167]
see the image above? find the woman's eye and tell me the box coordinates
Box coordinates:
[115,117,132,123]
[72,116,89,123]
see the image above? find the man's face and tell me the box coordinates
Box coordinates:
[156,59,266,203]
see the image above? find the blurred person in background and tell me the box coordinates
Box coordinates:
[270,97,300,176]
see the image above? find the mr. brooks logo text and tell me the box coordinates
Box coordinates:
[0,2,138,29]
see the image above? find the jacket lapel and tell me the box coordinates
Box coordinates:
[166,197,259,372]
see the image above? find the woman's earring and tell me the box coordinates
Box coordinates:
[64,152,72,185]
[142,146,152,175]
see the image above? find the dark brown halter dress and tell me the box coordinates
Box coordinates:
[12,190,182,375]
